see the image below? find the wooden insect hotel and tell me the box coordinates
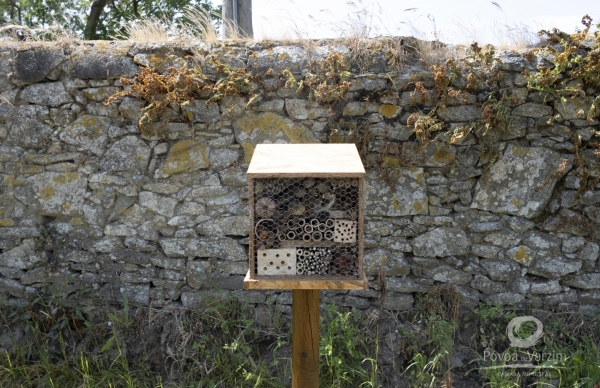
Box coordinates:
[244,144,367,290]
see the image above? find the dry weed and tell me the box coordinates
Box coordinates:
[0,21,77,44]
[180,7,220,43]
[112,17,170,42]
[111,7,220,43]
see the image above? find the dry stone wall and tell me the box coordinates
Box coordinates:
[0,39,599,312]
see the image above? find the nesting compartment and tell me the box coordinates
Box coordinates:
[246,144,367,288]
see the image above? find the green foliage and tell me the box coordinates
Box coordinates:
[402,285,460,387]
[399,42,508,172]
[206,55,257,105]
[0,0,221,40]
[297,52,353,105]
[529,15,600,95]
[469,301,517,350]
[106,57,212,136]
[319,304,378,387]
[0,0,84,32]
[407,111,445,144]
[0,295,387,388]
[478,349,522,388]
[405,351,448,388]
[540,338,600,387]
[0,295,289,388]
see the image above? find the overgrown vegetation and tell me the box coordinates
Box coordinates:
[0,295,382,387]
[2,288,600,387]
[523,15,600,194]
[0,0,221,41]
[106,51,354,138]
[337,15,600,189]
[0,294,289,387]
[106,57,211,137]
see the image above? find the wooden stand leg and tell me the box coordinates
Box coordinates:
[292,289,320,388]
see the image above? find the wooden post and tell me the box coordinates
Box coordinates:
[292,289,320,388]
[222,0,253,38]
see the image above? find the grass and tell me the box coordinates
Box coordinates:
[110,7,220,43]
[2,288,599,388]
[0,0,564,51]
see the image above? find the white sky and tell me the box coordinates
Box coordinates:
[217,0,600,45]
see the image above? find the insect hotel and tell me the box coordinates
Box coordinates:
[244,144,367,290]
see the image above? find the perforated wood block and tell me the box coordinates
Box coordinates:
[334,220,357,243]
[257,248,297,275]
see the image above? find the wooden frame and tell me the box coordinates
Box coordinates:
[245,144,367,290]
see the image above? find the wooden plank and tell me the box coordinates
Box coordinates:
[247,144,366,177]
[222,0,253,38]
[248,178,256,279]
[243,271,368,290]
[358,176,365,279]
[292,289,320,388]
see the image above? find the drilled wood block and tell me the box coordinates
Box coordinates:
[334,220,356,243]
[257,248,297,275]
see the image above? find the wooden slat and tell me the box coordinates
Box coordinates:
[247,144,366,177]
[248,178,256,279]
[358,176,365,279]
[243,271,368,290]
[292,290,320,388]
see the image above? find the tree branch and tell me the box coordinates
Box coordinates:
[83,0,109,40]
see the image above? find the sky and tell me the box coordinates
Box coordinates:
[217,0,600,45]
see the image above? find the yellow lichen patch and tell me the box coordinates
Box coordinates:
[410,72,433,82]
[236,113,316,148]
[0,219,14,227]
[17,163,43,174]
[39,184,55,201]
[158,140,209,177]
[343,103,369,116]
[90,191,105,202]
[69,217,84,226]
[242,142,255,163]
[510,198,523,209]
[416,172,424,183]
[278,52,291,61]
[53,172,80,185]
[140,53,171,73]
[121,204,137,217]
[382,156,401,168]
[282,123,316,144]
[63,203,71,211]
[513,246,531,264]
[379,104,399,118]
[3,175,15,186]
[511,146,528,156]
[328,133,347,143]
[433,148,455,164]
[236,113,285,134]
[392,197,400,210]
[413,201,423,212]
[74,115,105,137]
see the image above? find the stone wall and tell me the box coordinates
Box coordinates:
[1,39,599,312]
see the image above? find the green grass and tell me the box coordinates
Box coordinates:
[1,293,599,388]
[0,295,383,388]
